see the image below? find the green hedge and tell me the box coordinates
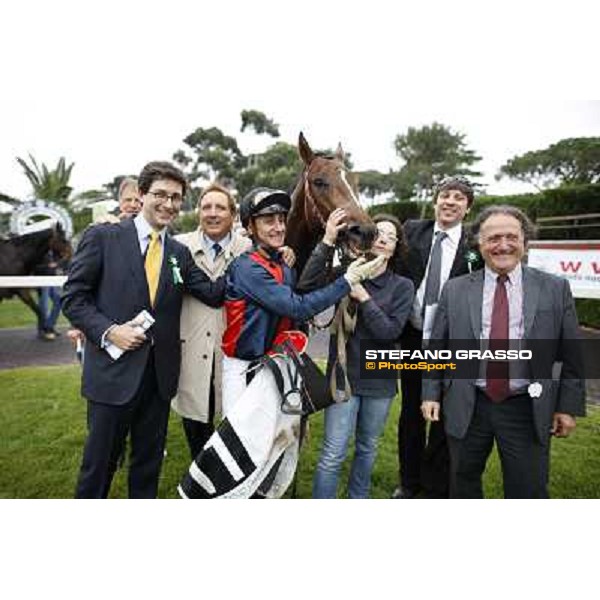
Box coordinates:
[172,211,198,235]
[68,208,199,240]
[370,183,600,240]
[369,200,433,222]
[72,208,93,235]
[576,299,600,329]
[475,184,600,239]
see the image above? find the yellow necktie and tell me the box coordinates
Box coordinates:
[145,231,161,306]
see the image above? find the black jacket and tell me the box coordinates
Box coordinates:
[298,242,414,396]
[62,219,225,405]
[401,219,475,289]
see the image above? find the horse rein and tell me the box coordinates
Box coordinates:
[303,171,328,232]
[304,174,347,332]
[302,166,367,255]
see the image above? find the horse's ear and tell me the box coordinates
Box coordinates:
[298,132,315,166]
[335,142,345,162]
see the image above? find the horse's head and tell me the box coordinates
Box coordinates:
[297,132,376,256]
[49,223,72,260]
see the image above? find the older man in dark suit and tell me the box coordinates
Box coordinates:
[394,176,477,499]
[421,205,586,498]
[62,161,225,498]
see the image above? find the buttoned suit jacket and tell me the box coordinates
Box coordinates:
[62,218,225,406]
[421,265,586,442]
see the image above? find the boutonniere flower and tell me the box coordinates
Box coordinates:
[169,255,183,285]
[528,382,543,398]
[465,249,482,274]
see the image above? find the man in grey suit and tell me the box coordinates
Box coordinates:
[421,205,586,498]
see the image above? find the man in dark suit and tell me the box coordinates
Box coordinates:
[421,205,585,498]
[62,161,225,498]
[394,176,477,499]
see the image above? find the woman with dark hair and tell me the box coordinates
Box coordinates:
[372,213,409,274]
[297,209,414,498]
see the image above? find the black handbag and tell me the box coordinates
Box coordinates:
[263,339,334,416]
[295,352,335,414]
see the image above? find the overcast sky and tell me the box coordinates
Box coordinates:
[2,1,598,201]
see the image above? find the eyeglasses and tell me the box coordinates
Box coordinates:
[147,190,184,204]
[376,230,398,244]
[481,233,522,245]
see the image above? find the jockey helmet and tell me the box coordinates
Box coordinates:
[240,188,291,228]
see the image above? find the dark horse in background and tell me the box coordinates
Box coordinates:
[0,225,71,330]
[286,132,377,277]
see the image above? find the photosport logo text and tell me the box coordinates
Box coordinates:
[363,348,533,373]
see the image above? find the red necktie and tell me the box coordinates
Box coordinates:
[486,274,509,402]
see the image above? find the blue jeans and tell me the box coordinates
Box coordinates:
[39,287,62,332]
[312,394,394,499]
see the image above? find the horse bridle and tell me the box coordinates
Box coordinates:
[304,169,372,257]
[300,169,343,331]
[302,170,328,232]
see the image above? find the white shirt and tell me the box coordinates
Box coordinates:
[481,263,524,341]
[202,232,232,261]
[101,215,166,348]
[410,221,462,340]
[134,213,166,265]
[477,262,529,392]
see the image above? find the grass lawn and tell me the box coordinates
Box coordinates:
[0,297,68,329]
[1,364,598,499]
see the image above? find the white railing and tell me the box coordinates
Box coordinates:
[0,276,67,288]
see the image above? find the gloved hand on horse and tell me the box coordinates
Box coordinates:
[343,255,386,285]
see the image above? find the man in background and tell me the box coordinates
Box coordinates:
[394,176,477,499]
[116,177,142,220]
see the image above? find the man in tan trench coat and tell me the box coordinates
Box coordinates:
[172,183,251,457]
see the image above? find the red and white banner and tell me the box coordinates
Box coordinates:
[528,241,600,299]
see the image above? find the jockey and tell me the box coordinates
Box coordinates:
[220,187,384,414]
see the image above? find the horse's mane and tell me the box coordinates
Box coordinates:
[286,180,326,278]
[10,227,53,247]
[288,171,304,197]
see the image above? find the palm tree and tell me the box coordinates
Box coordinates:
[0,191,20,206]
[16,154,74,205]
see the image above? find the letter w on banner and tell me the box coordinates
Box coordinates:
[528,241,600,299]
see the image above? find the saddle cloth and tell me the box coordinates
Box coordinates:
[178,354,302,499]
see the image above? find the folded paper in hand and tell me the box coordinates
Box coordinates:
[104,310,155,360]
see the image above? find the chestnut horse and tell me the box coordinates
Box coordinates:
[285,132,376,276]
